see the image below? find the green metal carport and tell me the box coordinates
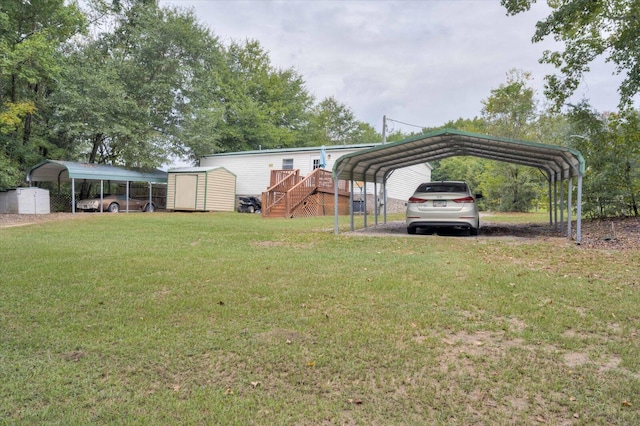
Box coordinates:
[26,160,168,213]
[332,129,585,243]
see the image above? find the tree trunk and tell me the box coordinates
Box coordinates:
[22,113,32,146]
[89,133,104,164]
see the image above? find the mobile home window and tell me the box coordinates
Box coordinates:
[282,159,294,170]
[313,159,320,169]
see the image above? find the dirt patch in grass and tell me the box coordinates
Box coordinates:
[435,327,637,423]
[0,212,91,228]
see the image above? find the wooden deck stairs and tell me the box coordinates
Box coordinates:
[261,169,350,218]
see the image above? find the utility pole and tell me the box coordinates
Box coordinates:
[382,115,387,144]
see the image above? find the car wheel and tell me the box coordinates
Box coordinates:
[407,227,416,235]
[144,203,155,212]
[108,203,120,213]
[470,227,478,236]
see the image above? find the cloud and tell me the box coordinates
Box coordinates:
[161,0,626,133]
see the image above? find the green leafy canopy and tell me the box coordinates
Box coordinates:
[502,0,640,109]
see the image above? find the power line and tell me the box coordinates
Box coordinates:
[385,117,426,129]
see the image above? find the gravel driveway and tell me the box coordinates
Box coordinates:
[346,217,640,250]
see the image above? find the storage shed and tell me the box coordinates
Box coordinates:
[167,167,236,212]
[0,188,50,214]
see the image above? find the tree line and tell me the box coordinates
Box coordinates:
[0,0,378,187]
[425,69,639,219]
[1,0,638,218]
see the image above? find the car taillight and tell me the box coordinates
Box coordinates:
[453,196,475,203]
[408,197,427,203]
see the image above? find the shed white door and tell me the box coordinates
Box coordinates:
[175,174,198,209]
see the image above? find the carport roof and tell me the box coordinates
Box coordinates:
[27,160,168,183]
[332,128,585,183]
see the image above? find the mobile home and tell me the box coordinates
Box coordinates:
[199,144,431,208]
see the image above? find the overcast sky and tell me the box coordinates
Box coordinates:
[160,0,626,135]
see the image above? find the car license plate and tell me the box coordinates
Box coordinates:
[433,200,446,207]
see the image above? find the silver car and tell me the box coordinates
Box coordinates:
[406,181,482,235]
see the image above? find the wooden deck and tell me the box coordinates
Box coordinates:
[261,169,350,218]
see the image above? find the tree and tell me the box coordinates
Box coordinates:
[482,69,537,138]
[480,69,546,211]
[308,96,361,146]
[431,156,486,191]
[215,39,313,152]
[430,117,489,205]
[349,122,381,144]
[502,0,640,109]
[567,102,640,217]
[0,0,85,189]
[49,2,225,167]
[440,117,489,134]
[609,110,640,216]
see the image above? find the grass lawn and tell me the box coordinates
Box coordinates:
[1,212,638,424]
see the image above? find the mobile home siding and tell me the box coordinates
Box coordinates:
[200,146,431,202]
[200,151,337,195]
[201,145,374,195]
[385,165,433,201]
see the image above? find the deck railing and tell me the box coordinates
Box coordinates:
[262,168,350,217]
[262,170,301,216]
[268,169,301,189]
[285,168,347,216]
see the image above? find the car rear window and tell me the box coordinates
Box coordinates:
[416,183,468,193]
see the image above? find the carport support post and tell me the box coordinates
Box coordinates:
[567,178,573,240]
[350,180,355,231]
[547,178,553,225]
[382,170,392,225]
[383,180,388,224]
[363,181,367,228]
[334,176,339,234]
[126,181,130,212]
[576,175,583,244]
[553,175,558,230]
[559,176,565,233]
[100,180,104,212]
[71,178,76,214]
[149,182,152,210]
[373,182,378,227]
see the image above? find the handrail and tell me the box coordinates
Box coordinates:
[261,190,286,217]
[286,168,340,216]
[262,170,301,216]
[266,170,301,192]
[263,168,350,217]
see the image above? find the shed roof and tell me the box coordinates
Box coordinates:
[27,160,168,183]
[333,129,585,183]
[168,166,235,175]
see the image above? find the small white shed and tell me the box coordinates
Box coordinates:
[0,188,50,214]
[167,167,236,212]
